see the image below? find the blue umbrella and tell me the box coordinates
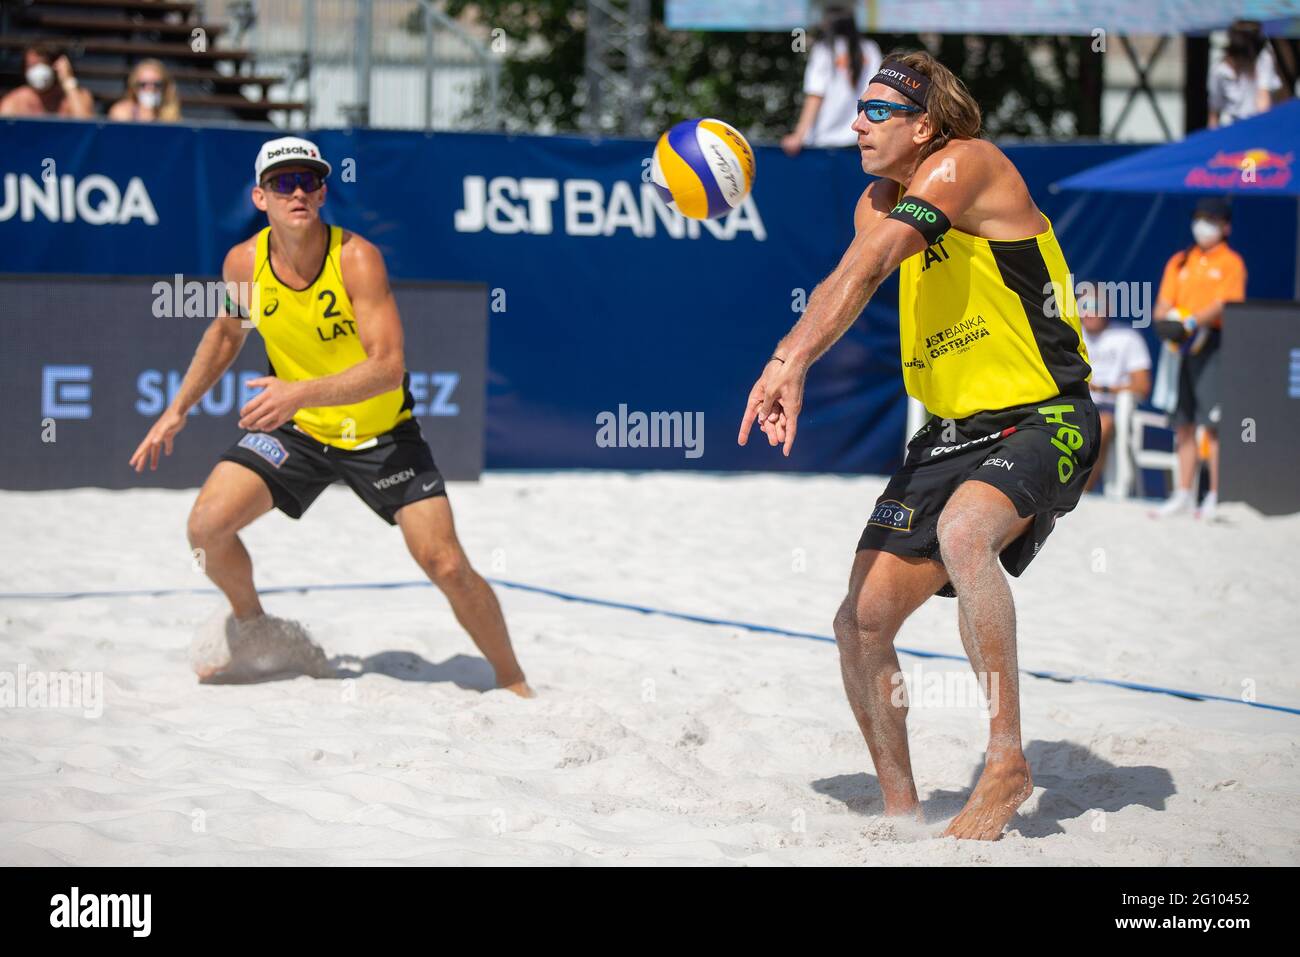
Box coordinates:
[1054,99,1300,295]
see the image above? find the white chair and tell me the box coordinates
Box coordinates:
[1106,389,1180,499]
[905,396,928,449]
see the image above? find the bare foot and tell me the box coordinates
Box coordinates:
[194,662,222,681]
[501,680,536,699]
[943,757,1033,841]
[191,613,332,683]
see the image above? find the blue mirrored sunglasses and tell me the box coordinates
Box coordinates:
[857,98,923,123]
[261,170,324,194]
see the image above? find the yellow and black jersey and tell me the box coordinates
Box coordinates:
[896,205,1092,420]
[250,224,411,449]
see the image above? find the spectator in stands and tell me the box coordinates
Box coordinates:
[1208,19,1284,126]
[109,60,182,122]
[781,5,882,155]
[1079,293,1152,492]
[1151,198,1246,521]
[0,43,94,118]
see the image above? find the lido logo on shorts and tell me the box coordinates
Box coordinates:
[1038,403,1083,483]
[238,432,289,469]
[868,499,915,532]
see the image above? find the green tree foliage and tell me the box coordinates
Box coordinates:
[443,1,1084,140]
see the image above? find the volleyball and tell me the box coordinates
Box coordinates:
[651,118,755,220]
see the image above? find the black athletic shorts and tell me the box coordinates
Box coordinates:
[220,418,446,525]
[857,389,1101,597]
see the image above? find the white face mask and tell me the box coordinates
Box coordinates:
[1192,218,1223,248]
[138,88,162,110]
[26,63,54,91]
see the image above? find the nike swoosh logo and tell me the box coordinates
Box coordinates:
[422,481,437,491]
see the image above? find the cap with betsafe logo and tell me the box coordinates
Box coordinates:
[254,136,332,182]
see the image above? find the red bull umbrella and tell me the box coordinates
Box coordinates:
[1054,98,1300,294]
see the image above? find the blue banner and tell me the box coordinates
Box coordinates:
[2,117,1296,475]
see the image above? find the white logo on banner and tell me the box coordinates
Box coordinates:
[0,172,158,225]
[42,365,93,419]
[453,176,766,241]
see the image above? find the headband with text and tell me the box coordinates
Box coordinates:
[869,63,930,108]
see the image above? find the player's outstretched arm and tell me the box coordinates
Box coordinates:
[738,147,983,456]
[129,244,253,472]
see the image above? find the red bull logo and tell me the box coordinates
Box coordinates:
[1185,148,1293,189]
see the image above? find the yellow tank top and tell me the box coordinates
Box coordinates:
[252,224,411,449]
[896,200,1091,420]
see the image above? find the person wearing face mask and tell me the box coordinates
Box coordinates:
[109,60,182,122]
[1150,197,1246,521]
[0,43,95,118]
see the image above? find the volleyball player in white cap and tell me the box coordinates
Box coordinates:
[130,136,532,696]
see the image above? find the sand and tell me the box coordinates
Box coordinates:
[1,473,1296,865]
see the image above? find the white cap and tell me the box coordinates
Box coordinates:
[254,136,331,182]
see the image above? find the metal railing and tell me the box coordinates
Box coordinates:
[205,0,500,130]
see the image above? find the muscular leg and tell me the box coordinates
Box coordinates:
[187,461,274,620]
[956,602,986,678]
[936,480,1035,840]
[832,550,949,817]
[395,496,532,697]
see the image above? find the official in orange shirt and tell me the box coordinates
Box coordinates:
[1151,197,1246,521]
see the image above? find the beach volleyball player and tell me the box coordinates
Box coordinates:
[739,53,1096,840]
[130,137,531,697]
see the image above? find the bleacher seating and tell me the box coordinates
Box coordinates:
[0,0,304,123]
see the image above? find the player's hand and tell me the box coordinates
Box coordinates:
[780,133,804,157]
[738,357,807,456]
[53,55,75,84]
[129,407,187,472]
[238,376,304,433]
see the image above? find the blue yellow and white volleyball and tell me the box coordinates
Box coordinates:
[651,118,755,221]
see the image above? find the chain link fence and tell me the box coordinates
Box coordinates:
[204,0,499,129]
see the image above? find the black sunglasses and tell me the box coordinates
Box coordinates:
[858,98,924,123]
[261,170,325,195]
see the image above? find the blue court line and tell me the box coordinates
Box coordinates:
[2,577,1296,717]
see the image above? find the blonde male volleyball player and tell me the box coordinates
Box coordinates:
[130,136,531,697]
[739,53,1096,840]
